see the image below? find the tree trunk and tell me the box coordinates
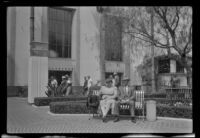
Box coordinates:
[181,57,192,87]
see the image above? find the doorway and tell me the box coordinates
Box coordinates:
[48,70,72,85]
[105,72,123,86]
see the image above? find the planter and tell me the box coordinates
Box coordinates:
[34,96,87,106]
[156,104,192,119]
[50,101,88,114]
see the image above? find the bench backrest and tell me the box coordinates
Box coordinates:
[135,90,145,109]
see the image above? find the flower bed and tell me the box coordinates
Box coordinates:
[34,96,87,106]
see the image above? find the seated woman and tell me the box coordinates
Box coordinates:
[98,78,118,123]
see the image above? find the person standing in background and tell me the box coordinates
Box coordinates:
[83,76,88,96]
[87,76,93,96]
[60,75,68,96]
[113,72,120,88]
[50,76,58,97]
[65,77,72,96]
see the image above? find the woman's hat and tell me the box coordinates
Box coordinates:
[122,76,130,81]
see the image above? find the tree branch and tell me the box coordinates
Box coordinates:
[126,31,173,49]
[183,23,192,54]
[172,7,180,31]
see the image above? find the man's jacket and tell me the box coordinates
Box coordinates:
[118,86,136,101]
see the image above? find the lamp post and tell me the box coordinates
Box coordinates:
[150,8,156,93]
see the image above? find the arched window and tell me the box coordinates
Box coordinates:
[104,15,122,61]
[48,8,75,58]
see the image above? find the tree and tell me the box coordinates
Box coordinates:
[99,6,192,87]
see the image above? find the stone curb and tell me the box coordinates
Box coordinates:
[32,105,49,108]
[47,111,193,122]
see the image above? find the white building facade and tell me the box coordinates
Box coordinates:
[7,7,134,103]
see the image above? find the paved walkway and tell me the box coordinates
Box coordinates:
[7,97,193,133]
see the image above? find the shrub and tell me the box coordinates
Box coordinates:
[7,86,28,97]
[7,86,19,97]
[34,96,87,106]
[156,104,192,119]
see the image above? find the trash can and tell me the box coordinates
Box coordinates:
[146,100,156,121]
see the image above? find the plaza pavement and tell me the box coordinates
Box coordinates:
[7,97,193,133]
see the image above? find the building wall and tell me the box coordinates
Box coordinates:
[79,7,101,85]
[7,7,16,86]
[7,7,30,86]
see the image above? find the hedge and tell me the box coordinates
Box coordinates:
[49,101,192,119]
[145,98,192,106]
[156,104,192,119]
[144,92,167,99]
[34,96,87,106]
[50,101,88,114]
[7,86,28,97]
[50,101,142,115]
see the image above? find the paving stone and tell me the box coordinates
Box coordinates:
[7,97,193,133]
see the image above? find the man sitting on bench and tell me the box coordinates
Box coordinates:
[113,76,136,123]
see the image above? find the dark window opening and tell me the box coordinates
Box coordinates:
[48,70,72,85]
[176,61,185,73]
[104,15,122,61]
[48,8,74,58]
[158,58,170,73]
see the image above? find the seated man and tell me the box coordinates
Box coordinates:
[113,76,136,123]
[98,78,118,123]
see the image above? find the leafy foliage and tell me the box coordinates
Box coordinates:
[103,6,192,77]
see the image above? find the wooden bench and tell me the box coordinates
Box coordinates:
[88,86,146,120]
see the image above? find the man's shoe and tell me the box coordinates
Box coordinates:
[131,117,136,123]
[113,117,120,122]
[102,117,107,123]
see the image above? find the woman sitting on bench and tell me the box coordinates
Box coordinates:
[98,78,118,123]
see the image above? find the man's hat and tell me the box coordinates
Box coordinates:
[62,76,66,79]
[122,76,130,81]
